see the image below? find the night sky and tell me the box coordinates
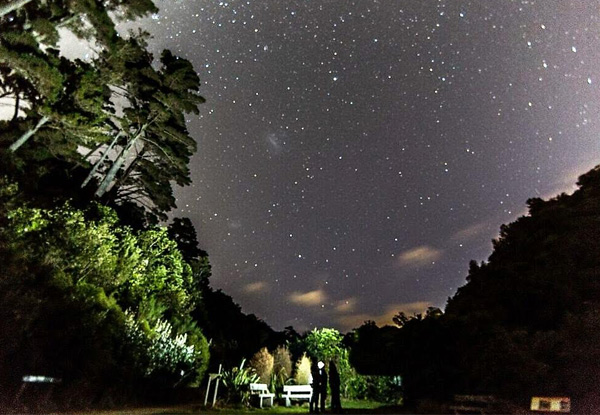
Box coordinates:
[128,1,600,332]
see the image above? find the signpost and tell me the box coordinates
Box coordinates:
[204,364,222,407]
[531,397,571,413]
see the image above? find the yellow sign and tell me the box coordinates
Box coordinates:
[531,397,570,413]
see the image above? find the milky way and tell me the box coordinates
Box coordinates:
[131,1,600,331]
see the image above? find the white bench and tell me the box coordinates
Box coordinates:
[249,383,275,408]
[14,375,62,406]
[283,384,313,407]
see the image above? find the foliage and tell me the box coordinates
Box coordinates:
[124,313,198,377]
[220,359,260,405]
[273,346,293,378]
[248,347,274,385]
[0,0,204,224]
[293,354,312,385]
[0,201,209,405]
[303,327,344,362]
[192,287,280,369]
[89,45,205,220]
[365,376,403,404]
[0,0,218,409]
[302,327,372,400]
[338,371,401,403]
[168,217,207,263]
[271,346,292,391]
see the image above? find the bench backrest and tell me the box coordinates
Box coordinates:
[250,383,269,394]
[22,375,61,383]
[283,385,312,393]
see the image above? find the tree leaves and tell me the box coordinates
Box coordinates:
[1,0,202,222]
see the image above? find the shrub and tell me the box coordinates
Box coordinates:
[273,346,293,379]
[249,347,274,384]
[221,359,260,405]
[304,328,344,362]
[367,375,403,403]
[271,346,292,390]
[0,202,210,399]
[294,353,312,385]
[341,370,403,403]
[343,368,368,399]
[123,312,199,386]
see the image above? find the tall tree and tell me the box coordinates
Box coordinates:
[85,43,204,219]
[1,0,204,221]
[0,0,155,150]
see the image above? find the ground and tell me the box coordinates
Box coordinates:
[53,399,410,415]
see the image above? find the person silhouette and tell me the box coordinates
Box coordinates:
[329,361,342,413]
[310,360,320,413]
[317,361,327,413]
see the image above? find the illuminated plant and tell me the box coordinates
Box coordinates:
[221,359,260,405]
[294,353,312,385]
[248,347,274,384]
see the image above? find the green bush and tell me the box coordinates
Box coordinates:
[221,359,260,405]
[366,375,403,403]
[123,313,199,380]
[304,328,344,362]
[0,202,210,401]
[341,371,403,403]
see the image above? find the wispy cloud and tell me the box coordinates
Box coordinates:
[543,162,598,199]
[289,289,327,307]
[451,222,490,241]
[334,297,357,313]
[396,245,442,267]
[244,281,268,294]
[265,132,287,155]
[336,301,432,331]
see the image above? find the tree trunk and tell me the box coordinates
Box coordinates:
[9,115,50,152]
[81,133,122,188]
[95,125,148,197]
[11,94,19,123]
[0,0,33,17]
[113,143,145,189]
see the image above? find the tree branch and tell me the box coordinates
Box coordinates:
[9,115,50,152]
[0,0,33,18]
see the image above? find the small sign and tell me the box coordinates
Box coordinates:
[531,397,570,413]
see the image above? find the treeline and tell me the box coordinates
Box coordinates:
[348,165,600,412]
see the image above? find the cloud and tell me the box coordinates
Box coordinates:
[243,281,268,294]
[336,301,432,331]
[289,289,327,307]
[543,162,599,200]
[227,219,242,229]
[265,132,286,155]
[396,245,442,267]
[334,298,357,313]
[451,222,490,241]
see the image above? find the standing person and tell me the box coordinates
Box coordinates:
[310,360,321,413]
[329,361,342,413]
[317,361,328,413]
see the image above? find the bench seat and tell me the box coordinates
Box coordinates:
[249,383,275,408]
[283,385,313,407]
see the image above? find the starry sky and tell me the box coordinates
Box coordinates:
[129,0,600,332]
